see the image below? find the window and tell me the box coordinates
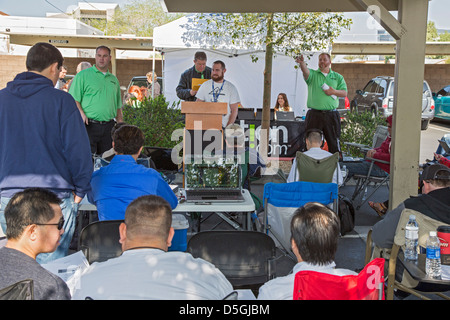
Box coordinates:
[387,82,394,97]
[363,80,377,93]
[437,86,450,97]
[377,79,387,95]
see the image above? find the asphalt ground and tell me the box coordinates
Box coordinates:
[0,120,448,300]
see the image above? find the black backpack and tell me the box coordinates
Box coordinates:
[337,194,355,235]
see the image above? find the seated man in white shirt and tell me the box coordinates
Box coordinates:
[72,195,234,300]
[287,129,343,185]
[257,202,356,300]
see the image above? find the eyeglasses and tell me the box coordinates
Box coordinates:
[35,216,65,230]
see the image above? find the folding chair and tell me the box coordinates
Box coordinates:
[344,124,389,156]
[293,258,385,300]
[262,181,338,260]
[186,231,277,290]
[294,151,340,184]
[0,279,34,300]
[78,220,123,264]
[292,151,341,212]
[365,208,450,300]
[344,125,390,210]
[350,158,390,210]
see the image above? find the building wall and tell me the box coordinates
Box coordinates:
[0,55,448,99]
[0,55,162,91]
[332,63,450,98]
[63,57,163,89]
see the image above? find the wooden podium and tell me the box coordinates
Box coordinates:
[181,102,227,186]
[181,102,227,131]
[181,102,227,155]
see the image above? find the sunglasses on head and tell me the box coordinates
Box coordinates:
[35,216,65,230]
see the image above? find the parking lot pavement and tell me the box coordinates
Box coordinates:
[334,183,388,272]
[421,120,450,163]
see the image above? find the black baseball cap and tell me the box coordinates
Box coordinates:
[422,164,450,181]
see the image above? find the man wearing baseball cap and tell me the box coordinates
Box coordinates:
[372,164,450,248]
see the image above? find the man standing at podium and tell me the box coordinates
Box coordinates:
[196,60,241,128]
[176,51,212,101]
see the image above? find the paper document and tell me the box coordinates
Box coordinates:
[321,83,337,100]
[192,78,208,91]
[41,250,90,295]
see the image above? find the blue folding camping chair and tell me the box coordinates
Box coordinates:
[262,181,338,260]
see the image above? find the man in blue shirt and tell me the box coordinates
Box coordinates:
[88,125,178,221]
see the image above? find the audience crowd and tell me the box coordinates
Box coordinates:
[1,43,449,301]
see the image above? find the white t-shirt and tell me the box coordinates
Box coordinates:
[196,79,241,127]
[71,248,234,300]
[287,147,343,185]
[257,261,356,300]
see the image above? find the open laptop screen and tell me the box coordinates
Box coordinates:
[184,156,241,190]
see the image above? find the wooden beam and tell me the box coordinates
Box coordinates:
[332,42,450,55]
[4,33,153,51]
[160,0,399,13]
[356,0,406,40]
[389,0,429,210]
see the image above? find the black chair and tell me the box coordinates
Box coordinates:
[0,279,34,300]
[78,220,123,264]
[186,231,277,290]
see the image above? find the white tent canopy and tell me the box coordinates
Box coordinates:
[153,15,319,116]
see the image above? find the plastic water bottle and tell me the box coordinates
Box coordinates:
[94,158,102,171]
[404,215,419,261]
[426,231,442,279]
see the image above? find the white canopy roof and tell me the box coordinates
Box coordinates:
[153,15,319,114]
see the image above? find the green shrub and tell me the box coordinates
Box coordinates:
[341,110,387,157]
[122,95,184,149]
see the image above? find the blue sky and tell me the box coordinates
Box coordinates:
[1,0,450,29]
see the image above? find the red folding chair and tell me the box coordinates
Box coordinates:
[293,258,385,300]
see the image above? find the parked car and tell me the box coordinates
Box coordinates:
[121,75,163,105]
[337,96,350,119]
[350,76,435,130]
[121,76,163,94]
[433,85,450,122]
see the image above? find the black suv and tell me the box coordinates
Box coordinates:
[350,76,435,130]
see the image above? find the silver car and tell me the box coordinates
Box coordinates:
[350,76,435,130]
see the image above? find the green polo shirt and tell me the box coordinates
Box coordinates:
[305,68,347,110]
[69,65,122,121]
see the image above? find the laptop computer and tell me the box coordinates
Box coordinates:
[255,109,274,121]
[276,111,295,121]
[184,156,245,203]
[439,139,450,154]
[237,109,255,120]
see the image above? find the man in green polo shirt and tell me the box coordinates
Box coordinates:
[296,53,347,155]
[69,45,123,155]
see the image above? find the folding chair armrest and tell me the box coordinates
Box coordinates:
[344,142,370,149]
[386,244,401,300]
[364,229,373,265]
[365,157,390,165]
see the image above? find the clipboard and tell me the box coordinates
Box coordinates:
[192,78,208,91]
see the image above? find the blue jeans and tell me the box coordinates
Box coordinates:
[345,161,388,179]
[0,193,79,264]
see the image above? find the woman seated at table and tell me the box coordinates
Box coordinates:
[274,93,292,112]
